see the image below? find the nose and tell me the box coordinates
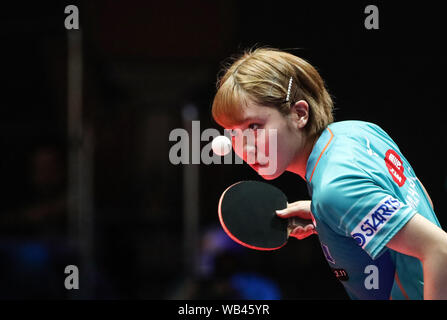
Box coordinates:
[244,143,257,164]
[230,129,257,164]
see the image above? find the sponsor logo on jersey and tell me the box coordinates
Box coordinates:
[321,243,336,264]
[351,196,402,248]
[365,137,378,157]
[385,149,406,187]
[331,268,349,281]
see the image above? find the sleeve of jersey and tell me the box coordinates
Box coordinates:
[314,162,416,260]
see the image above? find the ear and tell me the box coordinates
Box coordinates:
[290,100,309,129]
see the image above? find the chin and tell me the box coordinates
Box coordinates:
[259,174,279,180]
[256,167,284,180]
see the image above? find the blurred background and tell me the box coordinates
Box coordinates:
[0,0,446,299]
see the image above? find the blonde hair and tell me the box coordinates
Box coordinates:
[212,47,334,137]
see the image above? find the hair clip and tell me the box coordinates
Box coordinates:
[286,76,293,102]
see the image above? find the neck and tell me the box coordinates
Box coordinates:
[288,133,319,180]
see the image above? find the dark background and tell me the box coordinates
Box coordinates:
[0,0,446,299]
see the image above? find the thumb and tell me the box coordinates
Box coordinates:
[275,207,297,218]
[276,201,312,219]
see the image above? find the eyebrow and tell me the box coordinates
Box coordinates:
[226,115,264,130]
[240,116,254,124]
[241,116,263,124]
[227,118,257,130]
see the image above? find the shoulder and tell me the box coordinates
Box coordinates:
[310,125,379,202]
[328,120,385,133]
[309,120,395,192]
[310,155,370,210]
[311,125,370,182]
[328,120,399,154]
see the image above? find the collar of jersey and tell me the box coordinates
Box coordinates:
[305,126,334,183]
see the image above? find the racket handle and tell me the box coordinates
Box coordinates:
[288,217,313,229]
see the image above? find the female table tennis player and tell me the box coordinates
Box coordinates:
[211,47,447,299]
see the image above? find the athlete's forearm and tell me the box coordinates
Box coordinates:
[422,245,447,299]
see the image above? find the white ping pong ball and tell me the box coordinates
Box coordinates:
[212,135,232,156]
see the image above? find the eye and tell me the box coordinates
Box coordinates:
[248,123,262,131]
[228,129,238,137]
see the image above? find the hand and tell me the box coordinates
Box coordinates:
[276,200,317,240]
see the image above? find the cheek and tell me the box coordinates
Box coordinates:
[263,130,285,169]
[255,131,268,154]
[275,130,295,167]
[231,136,247,161]
[264,128,284,158]
[231,137,241,157]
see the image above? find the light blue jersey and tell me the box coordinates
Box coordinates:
[305,121,440,300]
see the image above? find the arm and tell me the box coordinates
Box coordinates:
[387,213,447,299]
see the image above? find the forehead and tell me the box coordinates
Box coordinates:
[227,101,278,129]
[243,100,268,115]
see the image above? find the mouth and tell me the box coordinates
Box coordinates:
[250,162,268,171]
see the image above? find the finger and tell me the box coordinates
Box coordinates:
[277,201,312,218]
[290,230,312,240]
[289,225,316,240]
[287,200,307,208]
[290,226,308,237]
[292,226,304,234]
[289,226,303,238]
[276,207,310,219]
[304,224,315,233]
[287,200,311,210]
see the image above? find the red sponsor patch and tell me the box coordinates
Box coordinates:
[385,149,406,187]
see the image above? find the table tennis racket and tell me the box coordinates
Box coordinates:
[218,180,313,251]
